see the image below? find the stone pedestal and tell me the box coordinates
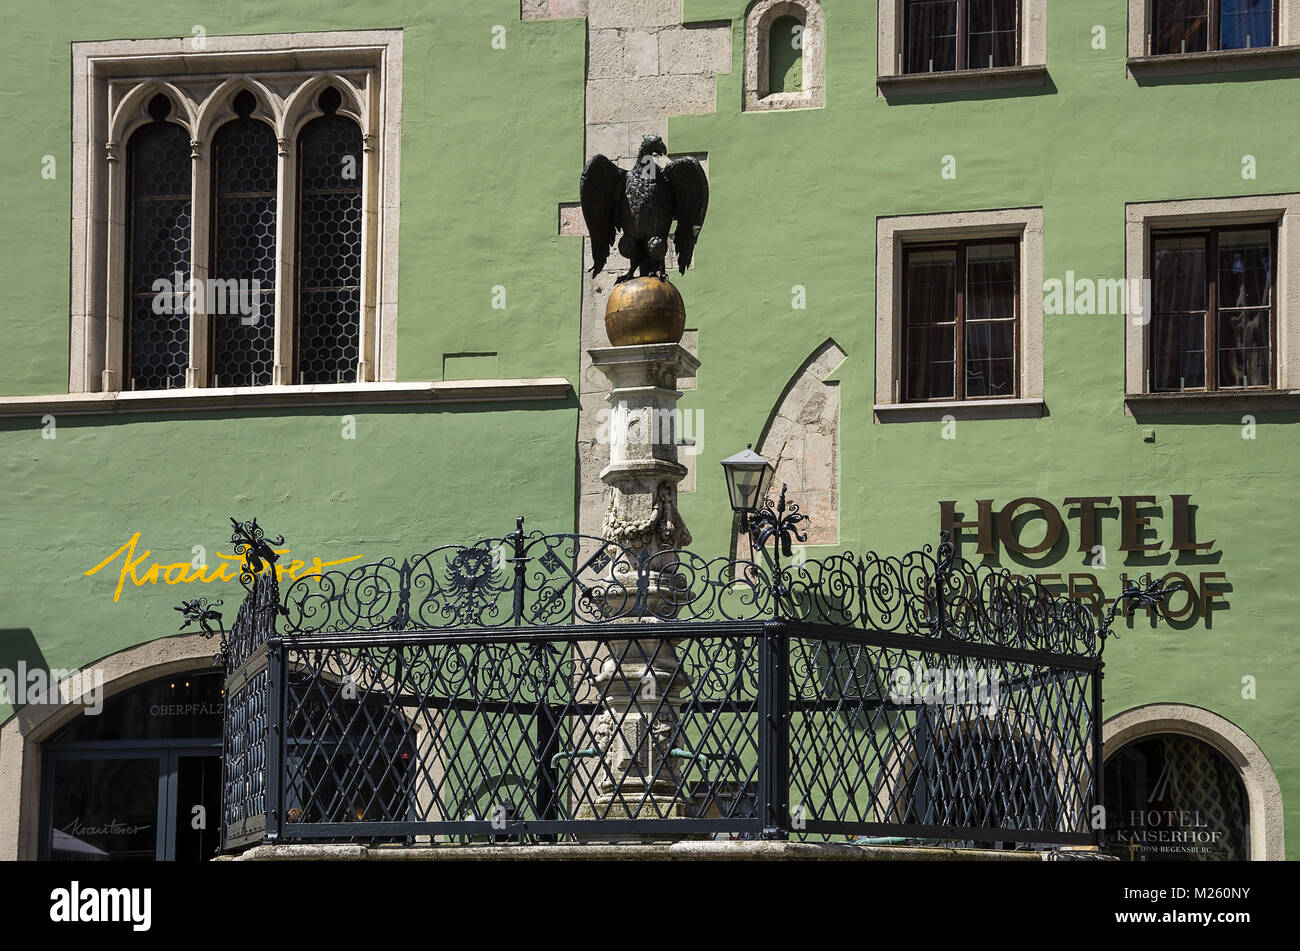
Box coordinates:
[581,341,699,823]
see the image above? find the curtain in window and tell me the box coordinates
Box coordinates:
[1151,236,1207,391]
[1152,0,1211,54]
[296,108,363,385]
[905,249,957,400]
[1216,230,1271,387]
[905,0,959,73]
[126,118,191,391]
[968,0,1019,69]
[1220,0,1273,50]
[211,103,277,388]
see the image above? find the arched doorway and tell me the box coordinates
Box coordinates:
[1102,703,1284,861]
[39,670,224,861]
[1103,732,1248,861]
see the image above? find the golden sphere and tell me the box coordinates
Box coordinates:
[604,277,686,346]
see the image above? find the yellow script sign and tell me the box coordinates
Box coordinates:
[85,533,365,603]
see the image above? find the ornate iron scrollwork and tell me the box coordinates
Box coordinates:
[175,597,226,665]
[229,517,285,590]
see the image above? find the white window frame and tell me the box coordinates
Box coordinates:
[875,207,1045,421]
[70,30,403,394]
[877,0,1047,96]
[1124,193,1300,414]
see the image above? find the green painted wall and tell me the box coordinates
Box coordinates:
[1,0,1296,856]
[670,0,1299,855]
[0,3,586,716]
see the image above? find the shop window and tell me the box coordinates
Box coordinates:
[1103,732,1250,861]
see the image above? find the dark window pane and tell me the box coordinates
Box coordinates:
[48,758,160,860]
[1220,0,1273,49]
[965,320,1015,397]
[297,110,363,384]
[906,325,956,400]
[1153,236,1206,312]
[968,0,1019,68]
[1151,313,1206,391]
[966,243,1016,320]
[211,114,277,387]
[50,671,224,743]
[1217,230,1271,309]
[1217,308,1271,387]
[905,0,958,72]
[906,249,957,326]
[1152,0,1209,54]
[126,119,191,391]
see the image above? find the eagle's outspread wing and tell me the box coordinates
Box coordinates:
[663,156,709,274]
[580,154,627,277]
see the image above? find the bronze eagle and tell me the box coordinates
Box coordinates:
[580,134,709,283]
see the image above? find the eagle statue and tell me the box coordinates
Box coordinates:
[580,134,709,283]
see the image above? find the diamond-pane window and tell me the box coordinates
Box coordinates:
[126,102,191,391]
[211,94,277,388]
[296,96,362,385]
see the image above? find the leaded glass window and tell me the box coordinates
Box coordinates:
[295,88,362,385]
[126,94,191,391]
[210,90,277,388]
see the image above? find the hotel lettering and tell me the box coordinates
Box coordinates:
[939,495,1228,625]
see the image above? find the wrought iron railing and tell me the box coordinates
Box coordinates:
[212,518,1167,852]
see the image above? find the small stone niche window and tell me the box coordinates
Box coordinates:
[745,1,825,111]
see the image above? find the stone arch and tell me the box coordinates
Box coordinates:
[0,634,218,860]
[1103,703,1285,861]
[755,338,845,545]
[744,0,825,112]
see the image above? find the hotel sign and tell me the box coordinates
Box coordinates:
[939,495,1228,624]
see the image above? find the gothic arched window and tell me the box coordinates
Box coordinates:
[210,89,277,388]
[125,94,191,391]
[295,87,363,385]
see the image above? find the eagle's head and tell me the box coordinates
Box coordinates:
[637,134,667,158]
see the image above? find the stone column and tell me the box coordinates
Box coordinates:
[582,340,699,822]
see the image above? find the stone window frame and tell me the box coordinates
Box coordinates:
[1127,1,1300,79]
[876,0,1048,97]
[1124,193,1300,415]
[70,30,403,395]
[744,0,826,112]
[1102,703,1285,861]
[875,207,1045,422]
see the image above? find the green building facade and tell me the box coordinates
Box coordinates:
[0,1,1293,860]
